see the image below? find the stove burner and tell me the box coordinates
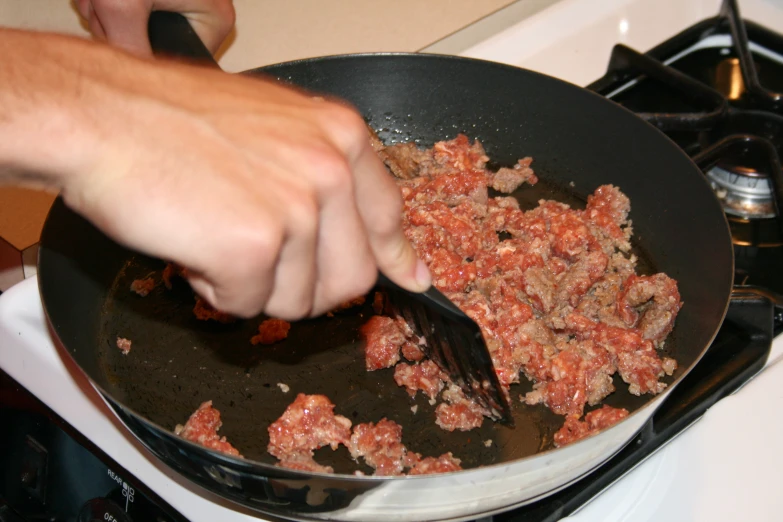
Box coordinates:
[714,57,745,101]
[706,165,774,218]
[700,111,783,206]
[726,215,782,247]
[591,0,783,247]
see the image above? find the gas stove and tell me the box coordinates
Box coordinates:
[3,0,783,521]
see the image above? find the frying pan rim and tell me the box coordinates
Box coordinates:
[37,51,736,480]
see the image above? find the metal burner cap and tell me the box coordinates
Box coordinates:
[706,165,776,219]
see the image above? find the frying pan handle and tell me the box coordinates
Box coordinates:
[148,11,220,68]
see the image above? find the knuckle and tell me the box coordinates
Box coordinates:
[229,218,284,279]
[353,262,378,293]
[338,261,377,302]
[267,292,313,321]
[285,189,319,233]
[307,145,353,194]
[320,103,368,150]
[372,195,404,238]
[316,254,377,313]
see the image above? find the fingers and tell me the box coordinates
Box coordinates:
[76,0,108,41]
[304,146,377,316]
[352,142,431,293]
[78,0,235,56]
[83,0,154,56]
[262,179,319,319]
[316,105,431,294]
[59,45,423,320]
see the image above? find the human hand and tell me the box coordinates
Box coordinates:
[1,31,430,319]
[76,0,235,56]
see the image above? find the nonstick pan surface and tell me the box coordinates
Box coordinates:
[37,33,733,518]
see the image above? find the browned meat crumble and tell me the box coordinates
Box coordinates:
[251,318,291,345]
[130,277,155,296]
[193,296,235,323]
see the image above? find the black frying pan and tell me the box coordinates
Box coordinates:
[36,12,734,521]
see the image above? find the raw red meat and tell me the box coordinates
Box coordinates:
[394,361,448,400]
[360,316,408,371]
[364,134,681,441]
[348,419,408,476]
[267,394,351,471]
[407,452,463,475]
[175,401,242,457]
[553,405,630,447]
[435,385,487,432]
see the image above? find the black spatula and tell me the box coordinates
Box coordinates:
[376,273,514,426]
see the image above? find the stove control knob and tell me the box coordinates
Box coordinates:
[76,498,132,522]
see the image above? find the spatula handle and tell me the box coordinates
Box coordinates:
[148,11,220,68]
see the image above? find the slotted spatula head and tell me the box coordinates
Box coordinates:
[377,274,514,426]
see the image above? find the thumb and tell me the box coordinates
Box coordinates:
[87,0,153,56]
[375,226,432,293]
[351,144,431,293]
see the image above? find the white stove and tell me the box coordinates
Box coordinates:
[3,0,783,521]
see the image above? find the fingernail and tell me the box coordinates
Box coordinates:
[415,259,432,290]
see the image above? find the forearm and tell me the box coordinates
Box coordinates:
[0,27,427,318]
[0,28,120,190]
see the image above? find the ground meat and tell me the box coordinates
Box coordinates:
[576,271,631,329]
[372,291,386,315]
[586,185,631,225]
[401,341,425,362]
[359,134,681,440]
[522,266,557,313]
[524,340,614,417]
[130,277,155,296]
[270,394,461,476]
[380,142,435,180]
[174,401,242,457]
[162,262,187,289]
[348,419,408,476]
[617,274,682,344]
[553,405,630,447]
[116,337,132,355]
[407,452,462,475]
[556,250,609,307]
[360,316,408,370]
[489,157,537,193]
[326,295,366,317]
[251,318,291,345]
[435,385,486,431]
[193,297,235,323]
[584,185,633,254]
[394,361,448,399]
[662,357,678,375]
[267,394,352,470]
